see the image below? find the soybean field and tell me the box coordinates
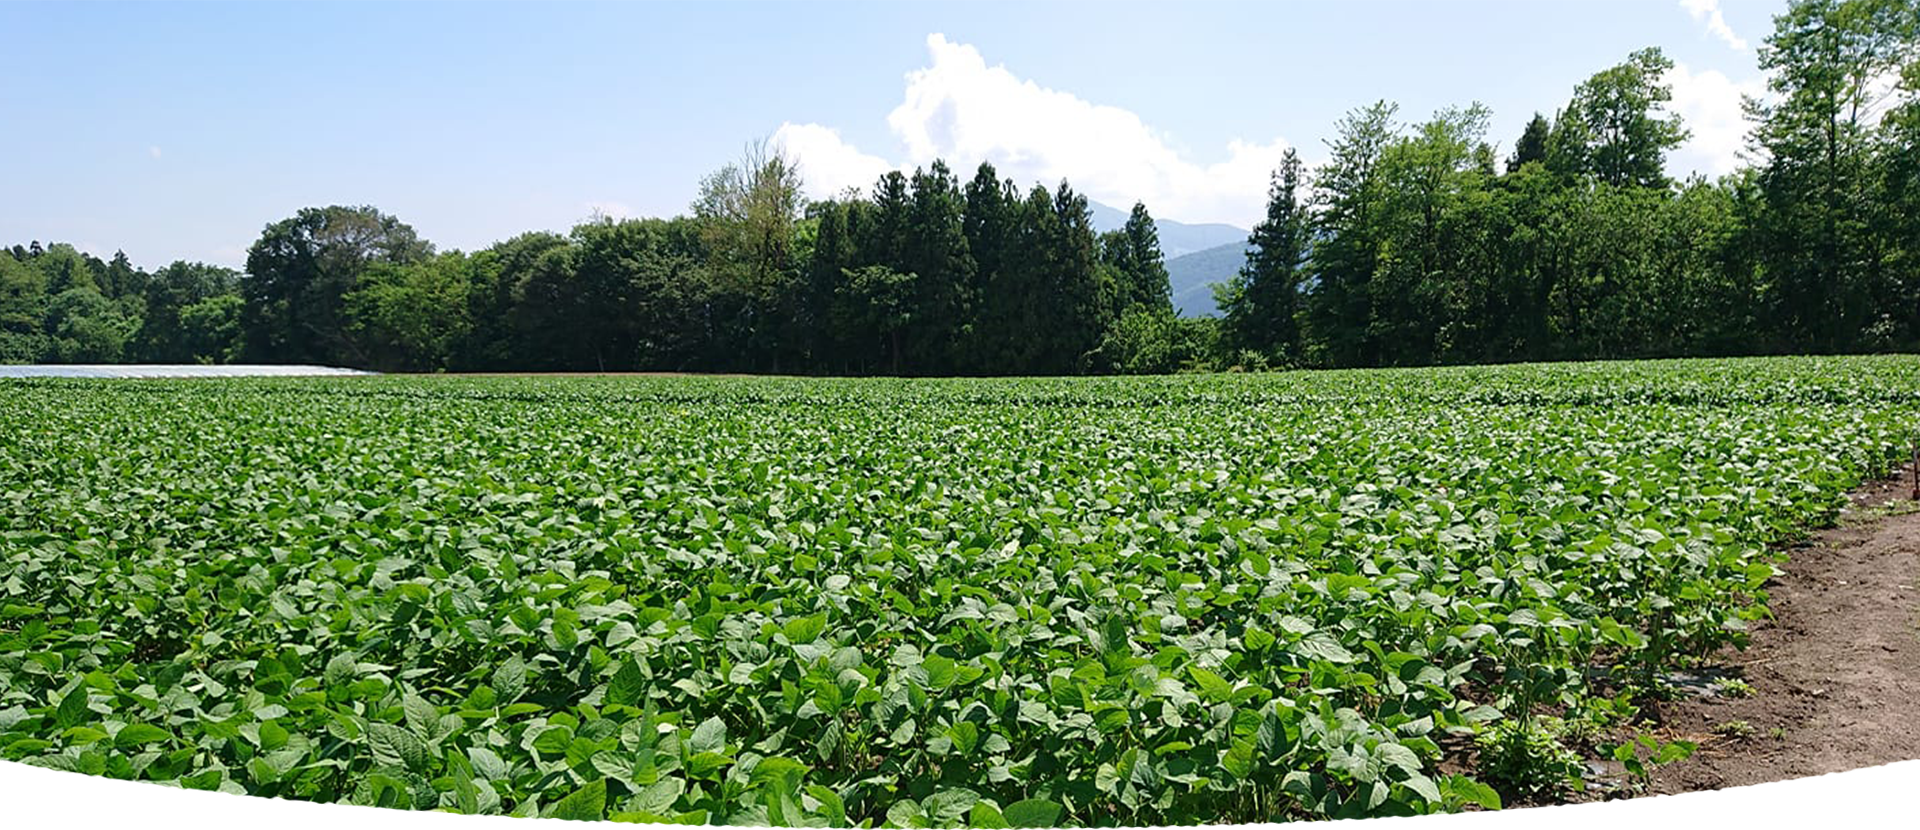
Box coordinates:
[2,357,1917,824]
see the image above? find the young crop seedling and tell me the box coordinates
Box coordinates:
[1714,720,1754,739]
[1601,735,1698,793]
[1714,678,1755,699]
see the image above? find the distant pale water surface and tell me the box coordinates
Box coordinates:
[0,365,373,378]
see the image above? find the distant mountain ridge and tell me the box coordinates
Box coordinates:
[1087,201,1247,260]
[1166,241,1249,318]
[1087,201,1248,317]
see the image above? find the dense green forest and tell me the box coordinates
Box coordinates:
[5,0,1916,374]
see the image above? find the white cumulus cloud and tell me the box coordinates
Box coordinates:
[1662,58,1909,177]
[771,123,895,199]
[772,34,1292,227]
[1666,62,1767,178]
[1681,0,1749,51]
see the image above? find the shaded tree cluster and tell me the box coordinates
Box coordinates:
[2,243,240,365]
[99,151,1181,375]
[1218,0,1920,367]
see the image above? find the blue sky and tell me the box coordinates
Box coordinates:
[0,1,1785,269]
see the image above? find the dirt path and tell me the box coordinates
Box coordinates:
[1647,469,1920,792]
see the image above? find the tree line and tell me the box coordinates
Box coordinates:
[1219,0,1920,367]
[4,0,1916,374]
[2,149,1198,375]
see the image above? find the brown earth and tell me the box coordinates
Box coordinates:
[1644,467,1920,793]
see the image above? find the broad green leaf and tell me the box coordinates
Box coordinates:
[782,614,827,644]
[1002,798,1063,828]
[549,779,608,821]
[114,723,170,749]
[1292,632,1356,664]
[689,717,726,755]
[366,722,428,772]
[493,656,528,704]
[970,802,1010,829]
[54,687,89,730]
[607,658,648,708]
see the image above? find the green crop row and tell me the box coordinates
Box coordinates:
[1,356,1916,824]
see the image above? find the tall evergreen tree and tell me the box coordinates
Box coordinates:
[903,160,975,373]
[1508,113,1551,172]
[962,163,1018,372]
[806,199,856,372]
[1044,181,1107,374]
[1219,149,1309,362]
[1003,184,1061,374]
[1116,203,1172,313]
[865,171,912,272]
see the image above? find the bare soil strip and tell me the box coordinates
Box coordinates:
[1648,468,1920,792]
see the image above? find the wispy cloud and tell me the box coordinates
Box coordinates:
[773,34,1292,227]
[1681,0,1749,51]
[148,146,162,159]
[584,200,634,221]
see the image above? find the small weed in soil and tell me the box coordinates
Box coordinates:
[1715,720,1754,739]
[1715,678,1755,698]
[1844,498,1920,525]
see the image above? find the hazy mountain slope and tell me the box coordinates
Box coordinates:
[1088,201,1247,259]
[1165,241,1249,317]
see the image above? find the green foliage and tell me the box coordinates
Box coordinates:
[1093,309,1214,375]
[1,357,1916,824]
[1602,734,1696,791]
[834,265,918,374]
[344,254,476,372]
[135,262,242,364]
[1304,100,1398,367]
[1507,114,1551,172]
[1744,0,1920,353]
[1473,721,1585,802]
[1103,203,1173,316]
[1217,149,1307,365]
[240,205,434,365]
[45,287,140,363]
[900,160,976,374]
[1545,48,1687,188]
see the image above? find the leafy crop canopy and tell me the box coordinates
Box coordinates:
[1,356,1915,823]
